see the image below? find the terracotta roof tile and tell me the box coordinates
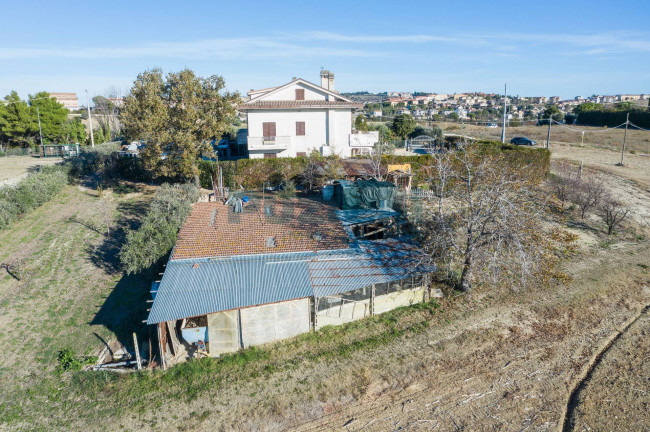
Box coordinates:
[171,198,350,260]
[239,100,363,110]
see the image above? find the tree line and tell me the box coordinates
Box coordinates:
[572,101,650,128]
[0,91,86,149]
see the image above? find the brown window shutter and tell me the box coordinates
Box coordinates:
[296,152,307,157]
[296,121,305,136]
[295,89,305,100]
[264,153,277,159]
[263,122,276,138]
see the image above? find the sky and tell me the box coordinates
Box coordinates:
[1,0,649,103]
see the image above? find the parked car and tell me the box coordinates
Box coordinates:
[510,137,536,146]
[486,123,498,128]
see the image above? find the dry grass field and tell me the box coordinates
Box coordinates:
[436,121,650,155]
[0,145,648,431]
[0,156,61,186]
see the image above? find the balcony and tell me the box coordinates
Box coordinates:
[247,136,291,151]
[349,131,379,148]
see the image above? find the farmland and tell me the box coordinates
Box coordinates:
[0,146,648,431]
[435,121,650,154]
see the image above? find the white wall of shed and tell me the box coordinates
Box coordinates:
[240,298,310,347]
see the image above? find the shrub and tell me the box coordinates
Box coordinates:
[120,183,200,274]
[0,166,69,229]
[56,349,97,372]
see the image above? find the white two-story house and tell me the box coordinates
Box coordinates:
[239,70,377,158]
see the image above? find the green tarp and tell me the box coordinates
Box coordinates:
[335,179,396,210]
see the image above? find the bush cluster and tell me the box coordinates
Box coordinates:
[0,166,69,229]
[197,141,550,192]
[119,183,200,274]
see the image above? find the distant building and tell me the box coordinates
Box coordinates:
[107,97,124,108]
[239,71,376,158]
[49,92,79,110]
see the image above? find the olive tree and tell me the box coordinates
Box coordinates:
[121,68,240,184]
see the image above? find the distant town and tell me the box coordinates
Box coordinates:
[343,91,650,122]
[48,89,650,126]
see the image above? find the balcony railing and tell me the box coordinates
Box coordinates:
[247,136,291,150]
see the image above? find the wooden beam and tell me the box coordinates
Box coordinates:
[133,333,142,370]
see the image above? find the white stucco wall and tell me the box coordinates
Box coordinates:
[247,110,329,158]
[270,82,328,101]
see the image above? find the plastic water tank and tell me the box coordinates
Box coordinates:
[322,185,334,200]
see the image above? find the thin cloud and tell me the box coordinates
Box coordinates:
[304,30,650,54]
[0,38,382,60]
[302,31,474,44]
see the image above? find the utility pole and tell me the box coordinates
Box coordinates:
[85,89,95,147]
[501,83,507,143]
[546,117,552,149]
[620,113,629,166]
[36,107,43,146]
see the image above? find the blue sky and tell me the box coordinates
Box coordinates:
[1,0,649,102]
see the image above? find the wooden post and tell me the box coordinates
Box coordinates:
[157,323,166,370]
[578,160,583,180]
[133,332,142,370]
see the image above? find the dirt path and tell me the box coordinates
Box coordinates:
[561,304,650,431]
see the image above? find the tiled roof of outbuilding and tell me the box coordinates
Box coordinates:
[171,198,351,260]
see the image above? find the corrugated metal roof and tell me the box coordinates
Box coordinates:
[147,252,314,324]
[147,242,432,324]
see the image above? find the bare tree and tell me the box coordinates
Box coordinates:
[97,186,114,237]
[572,173,607,220]
[600,197,631,235]
[415,148,551,292]
[301,150,322,191]
[550,160,576,211]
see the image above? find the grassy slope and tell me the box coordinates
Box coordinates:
[0,183,153,428]
[0,176,648,431]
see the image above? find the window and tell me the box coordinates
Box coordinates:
[262,122,276,139]
[296,152,307,157]
[295,89,305,100]
[264,153,277,159]
[296,121,305,136]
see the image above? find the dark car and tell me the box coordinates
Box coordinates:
[510,137,536,146]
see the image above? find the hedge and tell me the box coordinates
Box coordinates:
[119,183,200,274]
[577,108,650,128]
[0,166,69,229]
[196,141,550,191]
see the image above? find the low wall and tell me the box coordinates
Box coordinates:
[207,298,311,356]
[316,298,371,329]
[373,286,425,315]
[240,298,310,347]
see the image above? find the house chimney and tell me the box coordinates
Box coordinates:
[320,70,334,91]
